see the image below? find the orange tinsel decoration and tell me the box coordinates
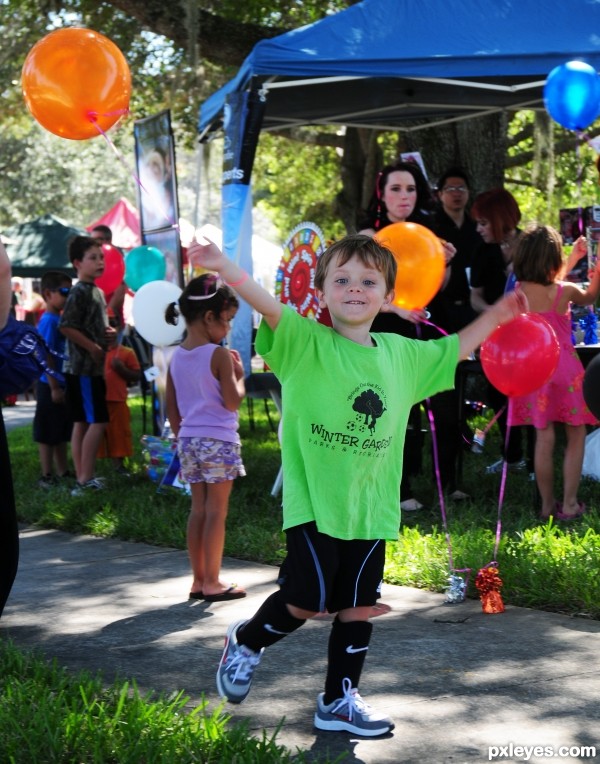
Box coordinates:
[475,565,505,614]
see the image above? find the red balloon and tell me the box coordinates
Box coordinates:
[21,28,131,140]
[480,313,560,397]
[96,244,125,295]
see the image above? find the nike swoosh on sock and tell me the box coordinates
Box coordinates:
[264,623,289,635]
[346,645,369,654]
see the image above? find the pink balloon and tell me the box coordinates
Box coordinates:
[96,244,124,295]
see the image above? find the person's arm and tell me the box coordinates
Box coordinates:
[60,326,105,367]
[187,239,283,330]
[212,347,246,412]
[107,282,127,320]
[458,289,528,360]
[0,241,11,331]
[470,285,491,314]
[111,351,141,384]
[559,236,587,279]
[165,368,181,438]
[568,259,600,306]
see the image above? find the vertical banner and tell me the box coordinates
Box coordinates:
[221,89,265,375]
[133,109,183,435]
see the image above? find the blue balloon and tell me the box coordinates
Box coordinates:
[125,245,166,291]
[544,61,600,131]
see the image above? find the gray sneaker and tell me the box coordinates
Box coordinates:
[314,678,395,737]
[70,478,105,496]
[216,620,263,704]
[485,459,526,475]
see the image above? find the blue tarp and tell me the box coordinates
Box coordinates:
[199,0,600,138]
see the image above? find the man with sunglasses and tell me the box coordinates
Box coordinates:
[33,271,73,487]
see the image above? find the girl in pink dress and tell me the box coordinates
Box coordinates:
[510,225,600,520]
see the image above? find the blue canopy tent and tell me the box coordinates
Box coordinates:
[199,0,600,139]
[198,0,600,369]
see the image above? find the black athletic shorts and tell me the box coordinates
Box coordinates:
[65,374,108,424]
[32,381,73,445]
[278,521,385,614]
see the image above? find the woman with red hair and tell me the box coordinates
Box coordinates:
[470,188,534,475]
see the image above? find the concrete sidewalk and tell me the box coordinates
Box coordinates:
[2,526,599,764]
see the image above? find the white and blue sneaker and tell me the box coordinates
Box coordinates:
[314,678,395,737]
[216,620,263,704]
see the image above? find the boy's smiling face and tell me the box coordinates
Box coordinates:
[75,244,105,283]
[317,253,392,329]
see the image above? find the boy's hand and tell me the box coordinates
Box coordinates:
[90,344,105,366]
[187,238,226,272]
[494,288,528,325]
[50,387,65,404]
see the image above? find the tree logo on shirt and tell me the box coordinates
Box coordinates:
[351,389,386,434]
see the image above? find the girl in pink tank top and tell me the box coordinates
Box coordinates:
[510,225,600,520]
[165,274,247,601]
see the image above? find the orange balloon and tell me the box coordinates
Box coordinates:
[22,28,131,140]
[374,222,445,310]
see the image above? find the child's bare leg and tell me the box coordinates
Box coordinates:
[534,424,555,518]
[54,442,68,476]
[187,482,207,595]
[561,423,586,515]
[202,480,241,596]
[70,421,87,480]
[78,422,106,483]
[38,443,53,476]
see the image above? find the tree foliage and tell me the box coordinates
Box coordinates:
[1,0,599,241]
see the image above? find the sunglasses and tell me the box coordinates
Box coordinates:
[52,287,71,296]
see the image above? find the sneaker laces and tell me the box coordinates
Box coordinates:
[226,646,261,683]
[330,677,371,721]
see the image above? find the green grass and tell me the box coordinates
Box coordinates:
[4,393,600,759]
[0,639,328,764]
[6,396,600,618]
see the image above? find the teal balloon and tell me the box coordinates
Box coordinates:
[125,245,166,291]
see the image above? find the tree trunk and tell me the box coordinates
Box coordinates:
[399,113,508,194]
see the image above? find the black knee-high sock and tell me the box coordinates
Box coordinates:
[324,618,373,705]
[237,590,306,652]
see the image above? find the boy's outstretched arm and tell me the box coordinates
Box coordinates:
[457,289,528,360]
[187,238,283,330]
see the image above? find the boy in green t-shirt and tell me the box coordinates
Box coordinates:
[189,233,526,737]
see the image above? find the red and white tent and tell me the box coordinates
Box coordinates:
[87,197,141,250]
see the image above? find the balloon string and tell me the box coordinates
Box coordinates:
[92,121,179,230]
[492,397,513,561]
[416,321,468,579]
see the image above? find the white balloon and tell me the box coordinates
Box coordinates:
[132,280,184,347]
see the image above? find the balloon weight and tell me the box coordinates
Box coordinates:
[374,222,445,310]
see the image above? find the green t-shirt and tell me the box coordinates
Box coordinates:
[256,306,459,541]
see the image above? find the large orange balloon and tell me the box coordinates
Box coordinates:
[374,222,445,310]
[22,28,131,140]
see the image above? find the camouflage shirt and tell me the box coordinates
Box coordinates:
[59,281,107,376]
